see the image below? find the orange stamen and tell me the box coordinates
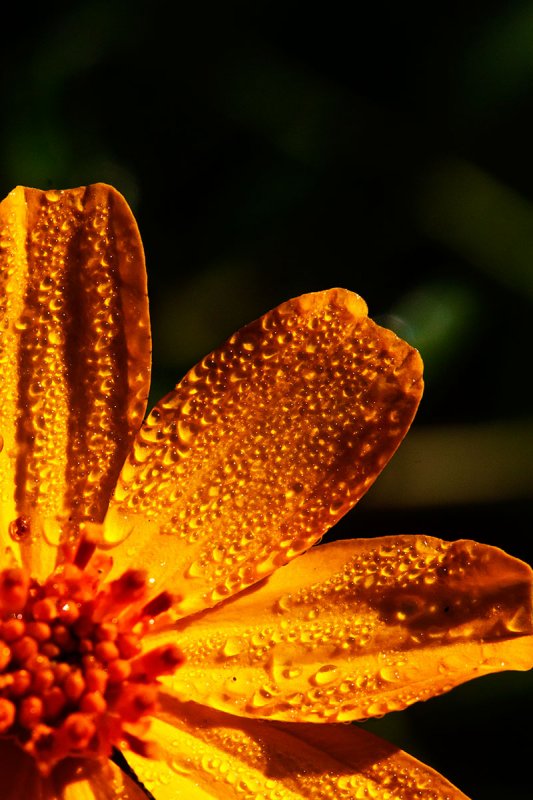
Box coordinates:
[18,695,43,728]
[0,548,184,774]
[0,698,15,732]
[0,567,29,613]
[131,643,185,678]
[141,591,174,619]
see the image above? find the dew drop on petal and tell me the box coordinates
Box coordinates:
[222,637,245,657]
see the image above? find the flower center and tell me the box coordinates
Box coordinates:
[0,523,183,775]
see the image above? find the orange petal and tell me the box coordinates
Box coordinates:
[0,740,148,799]
[152,536,533,721]
[103,289,423,616]
[124,697,469,799]
[0,185,150,577]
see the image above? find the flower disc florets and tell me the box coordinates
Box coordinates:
[0,523,183,775]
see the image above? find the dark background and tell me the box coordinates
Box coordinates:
[1,2,532,797]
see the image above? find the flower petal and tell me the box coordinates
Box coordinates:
[103,289,423,616]
[0,185,150,576]
[0,741,148,800]
[125,697,468,799]
[153,536,533,721]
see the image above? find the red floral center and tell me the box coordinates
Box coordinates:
[0,525,183,775]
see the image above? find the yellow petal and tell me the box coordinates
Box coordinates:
[0,185,150,577]
[0,742,148,800]
[103,289,423,616]
[125,697,469,799]
[153,536,533,721]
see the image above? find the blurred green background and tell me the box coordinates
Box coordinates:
[1,2,532,797]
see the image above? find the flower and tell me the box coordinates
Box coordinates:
[0,183,531,800]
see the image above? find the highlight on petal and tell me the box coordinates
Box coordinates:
[151,536,533,722]
[124,697,469,799]
[0,185,151,578]
[103,289,423,617]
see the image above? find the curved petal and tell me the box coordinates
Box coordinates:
[125,697,469,799]
[103,289,423,616]
[151,536,533,721]
[0,185,150,577]
[0,742,148,800]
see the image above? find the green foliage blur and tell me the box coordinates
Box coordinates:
[1,2,532,797]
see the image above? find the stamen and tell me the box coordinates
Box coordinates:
[0,698,15,732]
[111,570,148,605]
[140,591,174,619]
[80,690,106,714]
[123,731,159,759]
[0,534,185,774]
[72,523,103,570]
[32,598,58,622]
[131,644,184,678]
[19,695,43,728]
[26,621,52,643]
[0,567,29,613]
[107,658,132,683]
[61,713,96,749]
[1,618,25,641]
[63,671,85,701]
[42,686,66,719]
[11,670,31,696]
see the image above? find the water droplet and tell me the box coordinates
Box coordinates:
[311,664,339,686]
[505,606,531,634]
[222,637,245,657]
[285,667,303,680]
[9,516,31,542]
[185,560,205,579]
[379,666,400,683]
[249,689,273,709]
[273,594,292,614]
[170,758,192,777]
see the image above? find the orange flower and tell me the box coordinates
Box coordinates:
[0,183,531,799]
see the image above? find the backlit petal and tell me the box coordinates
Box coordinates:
[153,536,533,721]
[103,289,423,616]
[0,185,150,577]
[125,697,468,799]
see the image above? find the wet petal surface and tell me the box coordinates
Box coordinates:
[0,185,150,577]
[152,536,533,721]
[103,289,423,616]
[125,697,469,799]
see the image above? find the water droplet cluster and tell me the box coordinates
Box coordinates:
[106,289,423,617]
[0,185,150,562]
[133,700,463,800]
[0,187,28,542]
[0,528,182,774]
[166,535,532,722]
